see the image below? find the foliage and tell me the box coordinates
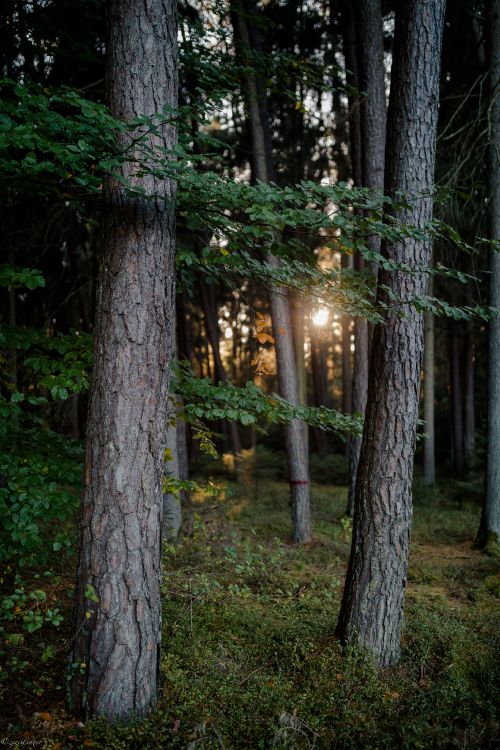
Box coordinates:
[174,361,362,436]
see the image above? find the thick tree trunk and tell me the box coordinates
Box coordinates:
[346,0,387,515]
[336,0,446,666]
[232,0,311,542]
[69,0,177,720]
[423,301,435,486]
[476,0,500,553]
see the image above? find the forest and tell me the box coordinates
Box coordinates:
[0,0,499,747]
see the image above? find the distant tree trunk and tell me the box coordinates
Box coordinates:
[311,335,329,456]
[336,0,446,666]
[199,278,242,459]
[163,308,186,542]
[463,285,476,472]
[356,0,387,194]
[449,324,465,478]
[346,0,387,516]
[164,395,182,541]
[476,0,500,553]
[423,292,435,485]
[232,0,311,542]
[341,254,353,460]
[292,293,307,407]
[69,0,177,720]
[341,0,363,188]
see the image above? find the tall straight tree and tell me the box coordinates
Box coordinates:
[231,0,311,542]
[344,0,386,515]
[69,0,178,719]
[336,0,446,666]
[423,279,436,486]
[476,0,500,553]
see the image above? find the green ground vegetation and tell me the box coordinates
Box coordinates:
[0,451,499,749]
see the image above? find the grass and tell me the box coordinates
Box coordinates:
[1,454,499,748]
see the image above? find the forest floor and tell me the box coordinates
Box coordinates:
[1,453,499,749]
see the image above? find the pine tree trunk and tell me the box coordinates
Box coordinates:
[423,300,435,486]
[463,285,476,473]
[341,254,353,460]
[199,278,242,459]
[346,0,386,515]
[232,0,311,542]
[336,0,446,666]
[477,0,500,553]
[311,335,329,456]
[69,0,177,720]
[449,324,465,478]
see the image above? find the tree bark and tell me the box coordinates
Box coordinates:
[476,0,500,553]
[449,324,466,478]
[341,254,353,460]
[463,285,476,473]
[232,0,311,542]
[311,334,329,456]
[199,278,242,459]
[346,0,387,515]
[336,0,446,666]
[423,296,435,486]
[69,0,177,720]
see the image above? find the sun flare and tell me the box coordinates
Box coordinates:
[312,308,329,327]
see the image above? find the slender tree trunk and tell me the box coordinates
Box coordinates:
[476,0,500,553]
[463,285,476,473]
[341,0,363,188]
[69,0,177,720]
[232,0,311,542]
[423,289,435,485]
[355,0,387,193]
[341,0,364,515]
[199,278,242,458]
[346,0,387,515]
[164,396,182,541]
[336,0,446,666]
[341,254,353,460]
[311,335,329,456]
[449,325,465,478]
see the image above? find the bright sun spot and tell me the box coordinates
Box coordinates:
[312,308,329,327]
[225,327,233,338]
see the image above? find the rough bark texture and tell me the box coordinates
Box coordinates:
[477,0,500,551]
[69,0,177,720]
[346,0,386,516]
[336,0,446,666]
[232,0,311,542]
[423,300,435,486]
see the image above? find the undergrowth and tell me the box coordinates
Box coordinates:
[1,453,499,748]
